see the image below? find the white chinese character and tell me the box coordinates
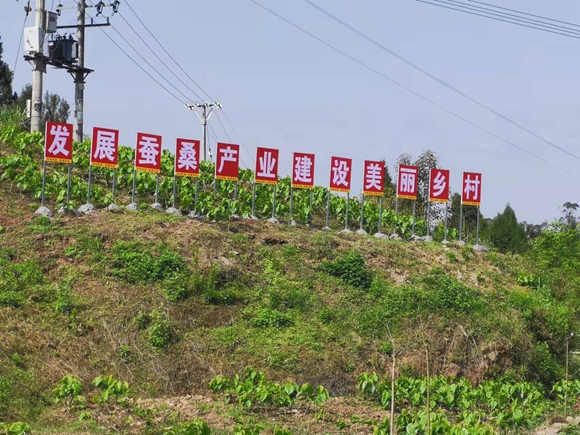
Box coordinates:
[294,155,313,183]
[48,124,70,156]
[432,171,446,197]
[332,159,350,187]
[177,142,198,171]
[93,130,117,162]
[400,167,417,193]
[217,145,238,173]
[258,151,276,178]
[464,174,480,201]
[365,163,382,191]
[138,135,160,166]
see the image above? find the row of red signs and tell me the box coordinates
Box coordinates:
[44,122,482,206]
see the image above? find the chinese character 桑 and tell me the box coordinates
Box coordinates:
[177,142,198,172]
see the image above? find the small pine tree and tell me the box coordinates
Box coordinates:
[487,204,529,254]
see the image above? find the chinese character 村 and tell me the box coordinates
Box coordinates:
[294,156,313,184]
[48,124,70,156]
[365,163,382,191]
[93,130,117,162]
[258,151,276,178]
[177,142,198,171]
[400,168,416,193]
[217,146,238,174]
[432,171,446,197]
[464,174,480,201]
[332,160,350,187]
[138,136,160,166]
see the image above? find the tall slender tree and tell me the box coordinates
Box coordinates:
[0,38,16,106]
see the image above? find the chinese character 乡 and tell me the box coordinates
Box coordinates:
[332,160,350,187]
[464,174,480,200]
[294,156,313,183]
[432,171,446,197]
[365,163,382,190]
[93,130,117,162]
[217,146,238,173]
[258,151,276,178]
[48,124,70,156]
[138,135,160,166]
[177,142,198,171]
[400,168,416,193]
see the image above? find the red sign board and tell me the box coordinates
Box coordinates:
[175,139,200,178]
[215,142,240,181]
[397,164,419,200]
[45,121,73,164]
[292,152,315,189]
[255,147,279,185]
[329,156,352,193]
[429,168,450,203]
[90,127,119,168]
[363,160,384,196]
[462,172,482,206]
[135,132,162,174]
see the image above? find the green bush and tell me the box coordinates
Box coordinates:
[247,308,294,329]
[164,419,212,435]
[111,241,187,284]
[421,268,481,313]
[319,251,371,289]
[148,310,175,350]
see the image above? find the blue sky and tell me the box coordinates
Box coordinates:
[2,0,579,223]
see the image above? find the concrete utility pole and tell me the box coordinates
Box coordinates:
[74,0,86,143]
[185,101,222,161]
[30,0,46,133]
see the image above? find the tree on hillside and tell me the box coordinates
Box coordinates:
[486,204,528,254]
[0,38,16,106]
[17,84,70,129]
[560,202,579,230]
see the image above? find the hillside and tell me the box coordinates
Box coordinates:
[2,129,580,434]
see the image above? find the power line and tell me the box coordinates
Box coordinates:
[417,0,580,41]
[13,12,29,75]
[215,111,254,164]
[116,11,205,101]
[247,0,568,173]
[299,0,580,163]
[438,0,580,36]
[119,0,253,162]
[467,0,580,28]
[122,0,214,102]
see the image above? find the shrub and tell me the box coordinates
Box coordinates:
[148,310,175,350]
[164,419,212,435]
[92,374,129,404]
[248,308,294,329]
[319,251,371,289]
[52,375,83,410]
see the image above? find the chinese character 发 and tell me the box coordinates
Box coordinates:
[48,124,70,156]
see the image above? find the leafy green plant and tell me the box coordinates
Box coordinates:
[92,374,129,404]
[208,367,328,410]
[52,375,83,410]
[148,309,175,350]
[0,421,30,435]
[164,419,212,435]
[247,308,294,329]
